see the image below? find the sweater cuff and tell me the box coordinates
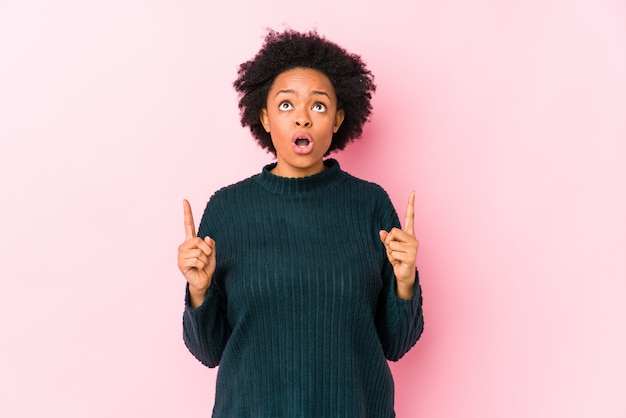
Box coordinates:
[184,283,217,312]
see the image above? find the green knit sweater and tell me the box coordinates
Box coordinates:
[183,159,423,417]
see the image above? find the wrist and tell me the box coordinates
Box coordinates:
[188,285,209,308]
[395,281,414,300]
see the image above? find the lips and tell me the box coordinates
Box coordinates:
[291,133,314,155]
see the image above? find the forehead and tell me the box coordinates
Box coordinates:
[269,68,336,96]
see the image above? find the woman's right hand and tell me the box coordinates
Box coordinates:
[177,199,216,308]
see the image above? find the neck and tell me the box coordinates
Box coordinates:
[270,160,327,178]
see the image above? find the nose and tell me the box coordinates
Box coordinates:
[294,111,311,128]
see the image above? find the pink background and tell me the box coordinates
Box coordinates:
[1,0,625,417]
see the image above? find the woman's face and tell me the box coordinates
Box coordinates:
[260,67,344,178]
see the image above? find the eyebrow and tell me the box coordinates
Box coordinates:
[274,89,331,99]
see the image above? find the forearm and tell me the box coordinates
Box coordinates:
[183,284,230,368]
[376,269,424,361]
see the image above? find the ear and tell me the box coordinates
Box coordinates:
[259,108,270,133]
[333,109,345,133]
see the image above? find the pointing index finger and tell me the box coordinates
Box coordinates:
[404,191,415,236]
[183,199,197,240]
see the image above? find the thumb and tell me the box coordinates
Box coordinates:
[205,236,217,260]
[379,230,388,243]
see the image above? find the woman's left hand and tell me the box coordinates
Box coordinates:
[379,191,419,300]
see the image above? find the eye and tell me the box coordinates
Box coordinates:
[312,102,327,113]
[278,101,293,111]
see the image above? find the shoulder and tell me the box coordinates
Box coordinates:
[208,173,260,202]
[196,174,261,225]
[340,170,393,203]
[197,174,261,235]
[337,169,399,227]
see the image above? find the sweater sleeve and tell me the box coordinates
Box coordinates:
[182,281,231,368]
[373,188,424,361]
[375,264,424,361]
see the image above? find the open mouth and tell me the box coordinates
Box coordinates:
[291,134,314,154]
[295,137,310,147]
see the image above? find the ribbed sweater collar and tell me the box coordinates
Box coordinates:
[254,158,346,195]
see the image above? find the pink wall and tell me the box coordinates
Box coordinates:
[1,0,625,417]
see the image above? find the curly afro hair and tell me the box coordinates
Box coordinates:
[233,29,376,155]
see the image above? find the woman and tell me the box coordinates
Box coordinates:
[178,29,424,417]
